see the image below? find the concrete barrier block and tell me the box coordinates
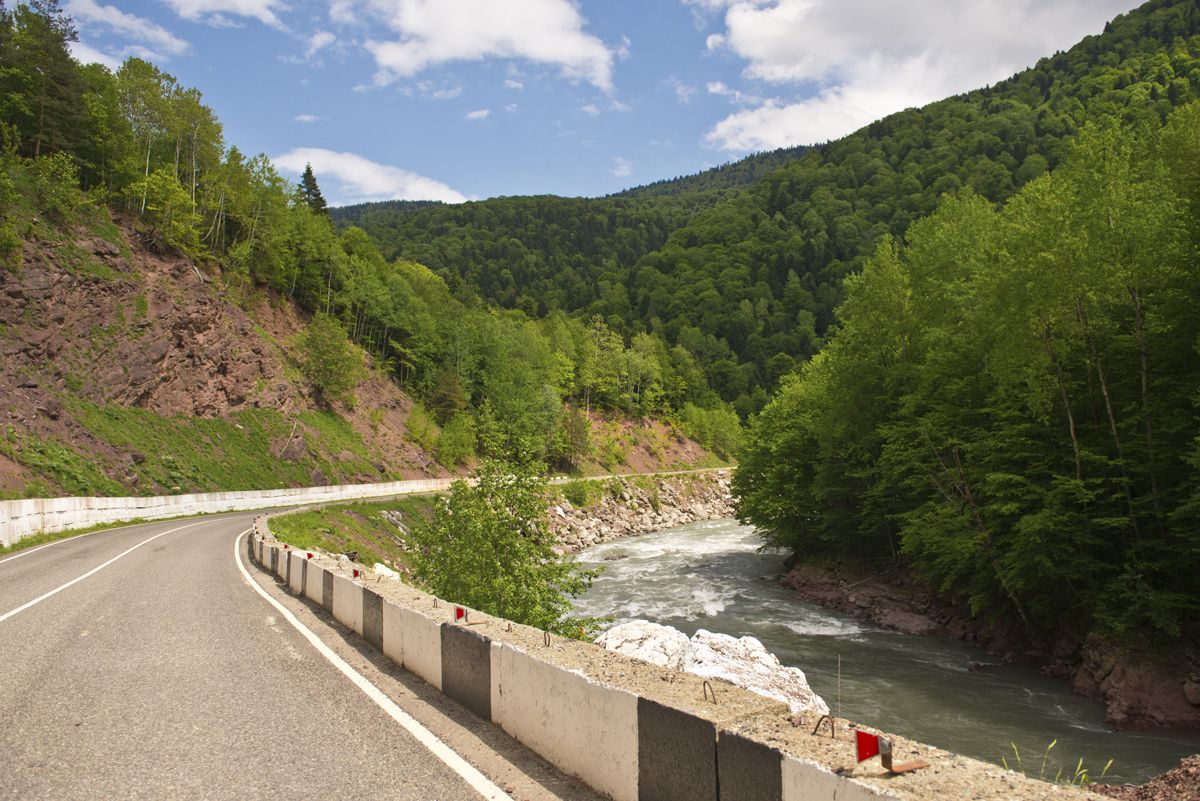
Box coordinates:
[363,590,383,650]
[441,624,492,720]
[491,643,638,801]
[381,603,443,690]
[304,563,325,606]
[288,552,304,594]
[321,570,334,613]
[332,574,364,635]
[638,698,717,801]
[717,731,782,801]
[781,756,895,801]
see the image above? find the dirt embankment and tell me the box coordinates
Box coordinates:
[779,562,1200,732]
[1095,754,1200,800]
[0,217,443,495]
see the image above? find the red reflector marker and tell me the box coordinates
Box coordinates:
[455,606,466,621]
[352,569,360,578]
[307,553,314,559]
[856,731,880,763]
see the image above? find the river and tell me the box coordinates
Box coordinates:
[572,518,1200,785]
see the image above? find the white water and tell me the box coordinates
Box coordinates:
[574,519,1200,784]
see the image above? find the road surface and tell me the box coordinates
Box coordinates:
[0,512,602,801]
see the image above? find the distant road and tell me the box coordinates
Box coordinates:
[0,513,600,801]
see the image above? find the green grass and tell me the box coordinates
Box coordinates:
[0,428,124,496]
[268,497,436,570]
[68,403,387,494]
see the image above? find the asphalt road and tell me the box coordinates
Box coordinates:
[0,513,603,801]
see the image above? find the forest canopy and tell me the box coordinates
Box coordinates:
[734,104,1200,645]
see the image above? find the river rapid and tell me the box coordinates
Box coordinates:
[573,518,1200,785]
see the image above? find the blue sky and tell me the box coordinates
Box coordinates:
[67,0,1143,205]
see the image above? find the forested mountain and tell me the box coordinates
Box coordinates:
[736,104,1200,649]
[0,0,737,496]
[611,144,811,198]
[340,0,1200,420]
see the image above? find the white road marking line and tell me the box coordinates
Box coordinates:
[0,511,255,567]
[0,520,210,624]
[234,531,508,801]
[0,539,67,565]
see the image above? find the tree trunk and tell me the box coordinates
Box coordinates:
[1077,300,1140,540]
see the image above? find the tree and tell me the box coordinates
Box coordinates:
[297,312,360,405]
[408,460,597,636]
[299,162,327,215]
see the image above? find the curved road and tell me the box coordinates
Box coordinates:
[0,513,602,801]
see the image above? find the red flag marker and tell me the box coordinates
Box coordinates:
[307,552,314,560]
[455,606,466,621]
[353,569,360,578]
[856,731,881,763]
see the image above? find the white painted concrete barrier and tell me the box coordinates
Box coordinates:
[0,478,455,547]
[491,641,639,801]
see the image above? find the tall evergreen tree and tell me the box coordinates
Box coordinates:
[298,163,327,215]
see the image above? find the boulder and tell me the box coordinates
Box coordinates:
[373,563,401,580]
[684,629,829,716]
[595,620,829,716]
[595,620,692,669]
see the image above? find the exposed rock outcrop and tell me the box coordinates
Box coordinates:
[550,471,734,553]
[596,620,829,716]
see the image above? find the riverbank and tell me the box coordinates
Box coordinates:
[778,561,1200,732]
[548,470,734,553]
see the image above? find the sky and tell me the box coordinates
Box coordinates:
[66,0,1145,206]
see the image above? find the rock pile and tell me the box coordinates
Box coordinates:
[596,620,829,716]
[550,471,734,553]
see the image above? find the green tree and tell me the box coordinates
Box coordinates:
[299,162,327,215]
[297,312,361,406]
[408,460,598,636]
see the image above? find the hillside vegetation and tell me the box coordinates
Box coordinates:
[736,105,1200,647]
[339,0,1200,420]
[0,0,724,498]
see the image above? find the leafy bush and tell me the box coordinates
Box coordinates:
[680,403,744,460]
[297,313,362,406]
[404,402,439,453]
[435,414,475,466]
[409,460,600,637]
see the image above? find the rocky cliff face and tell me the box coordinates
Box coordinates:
[549,471,734,553]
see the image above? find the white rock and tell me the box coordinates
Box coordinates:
[684,629,828,716]
[595,620,692,669]
[373,563,401,580]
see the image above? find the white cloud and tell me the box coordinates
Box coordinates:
[706,80,761,105]
[294,113,324,123]
[504,79,524,89]
[159,0,287,29]
[581,103,600,116]
[702,0,1142,151]
[359,0,614,90]
[504,103,518,114]
[272,147,467,205]
[611,156,632,177]
[430,85,463,99]
[306,30,336,57]
[68,39,121,69]
[465,108,491,120]
[66,0,190,56]
[664,76,695,104]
